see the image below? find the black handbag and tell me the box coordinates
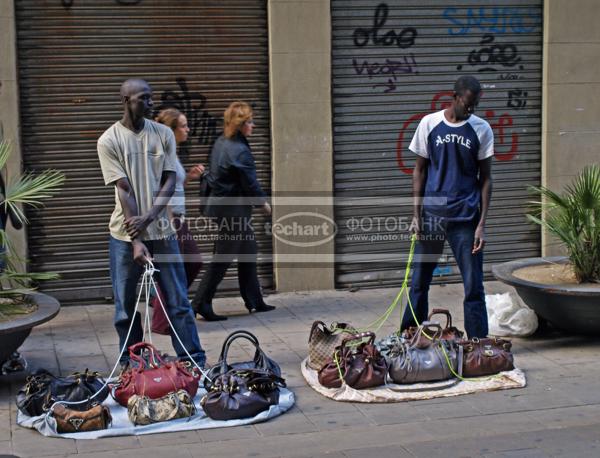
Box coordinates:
[201,368,286,421]
[198,169,212,215]
[16,369,109,417]
[204,330,281,391]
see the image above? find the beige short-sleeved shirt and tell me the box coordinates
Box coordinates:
[97,119,177,241]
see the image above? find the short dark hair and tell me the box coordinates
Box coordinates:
[454,76,481,96]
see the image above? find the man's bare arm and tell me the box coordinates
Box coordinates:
[473,157,493,254]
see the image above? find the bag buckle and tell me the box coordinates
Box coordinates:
[483,345,494,357]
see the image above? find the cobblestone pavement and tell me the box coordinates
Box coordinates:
[2,281,600,458]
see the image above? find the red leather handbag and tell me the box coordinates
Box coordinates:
[112,342,200,407]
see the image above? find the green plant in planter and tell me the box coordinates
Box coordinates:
[0,140,65,317]
[527,164,600,283]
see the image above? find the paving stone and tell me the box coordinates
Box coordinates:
[196,424,259,443]
[76,435,141,454]
[11,427,77,457]
[254,407,318,436]
[305,411,374,431]
[341,444,414,458]
[137,430,202,447]
[355,402,428,426]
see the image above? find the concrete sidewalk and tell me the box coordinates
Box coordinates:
[2,281,600,458]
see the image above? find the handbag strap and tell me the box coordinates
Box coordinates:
[341,331,375,348]
[409,321,443,347]
[129,342,166,369]
[219,331,267,373]
[428,308,453,329]
[308,321,329,342]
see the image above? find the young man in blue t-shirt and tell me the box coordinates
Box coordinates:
[402,75,493,338]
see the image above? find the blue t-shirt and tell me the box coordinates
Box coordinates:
[409,110,494,221]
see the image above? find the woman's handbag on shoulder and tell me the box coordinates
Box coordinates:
[318,331,387,390]
[201,369,286,421]
[388,322,461,384]
[308,321,357,370]
[53,403,112,433]
[204,330,281,391]
[16,369,109,417]
[198,169,213,215]
[113,342,200,407]
[127,389,196,426]
[458,337,514,377]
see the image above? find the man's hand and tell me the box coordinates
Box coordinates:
[262,202,272,216]
[124,214,151,239]
[132,240,152,265]
[472,224,486,254]
[186,164,205,182]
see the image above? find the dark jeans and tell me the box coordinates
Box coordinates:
[109,236,206,366]
[192,217,266,310]
[401,216,488,338]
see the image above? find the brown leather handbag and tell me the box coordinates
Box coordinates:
[308,321,357,370]
[53,403,112,433]
[201,369,286,421]
[459,337,514,377]
[318,332,387,389]
[403,308,464,345]
[113,342,200,407]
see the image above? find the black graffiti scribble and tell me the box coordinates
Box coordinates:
[457,34,523,72]
[353,3,417,49]
[353,55,418,93]
[154,78,218,149]
[62,0,142,8]
[507,89,528,110]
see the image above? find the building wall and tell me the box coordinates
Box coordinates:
[269,0,335,291]
[542,0,600,255]
[0,0,27,268]
[3,0,599,286]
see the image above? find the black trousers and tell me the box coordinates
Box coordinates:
[192,216,265,309]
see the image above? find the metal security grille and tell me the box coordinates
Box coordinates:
[16,0,272,303]
[332,0,543,288]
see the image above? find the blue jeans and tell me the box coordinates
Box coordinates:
[109,236,206,366]
[401,216,488,338]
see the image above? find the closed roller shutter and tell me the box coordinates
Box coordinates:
[16,0,272,303]
[332,0,543,288]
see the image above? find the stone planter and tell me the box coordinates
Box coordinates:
[0,292,60,363]
[492,257,600,334]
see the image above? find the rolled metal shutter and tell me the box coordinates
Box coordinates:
[16,0,272,303]
[332,0,543,288]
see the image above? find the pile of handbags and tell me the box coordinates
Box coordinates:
[16,330,285,433]
[308,309,515,390]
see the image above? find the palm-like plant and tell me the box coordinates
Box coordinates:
[527,164,600,283]
[0,140,65,311]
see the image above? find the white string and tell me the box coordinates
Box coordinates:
[45,261,210,421]
[145,260,210,380]
[45,263,154,418]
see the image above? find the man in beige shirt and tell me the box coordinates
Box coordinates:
[97,78,205,368]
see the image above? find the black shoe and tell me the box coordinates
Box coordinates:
[193,303,228,321]
[248,303,276,313]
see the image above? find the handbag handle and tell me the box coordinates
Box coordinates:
[309,321,329,342]
[219,331,268,374]
[428,308,453,329]
[340,331,375,348]
[409,321,443,346]
[218,330,260,361]
[128,342,166,369]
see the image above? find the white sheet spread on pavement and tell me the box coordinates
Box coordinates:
[301,358,526,403]
[17,388,295,439]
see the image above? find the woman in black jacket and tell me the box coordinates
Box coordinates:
[192,101,274,321]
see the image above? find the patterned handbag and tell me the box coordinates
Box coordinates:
[308,321,357,370]
[127,389,196,426]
